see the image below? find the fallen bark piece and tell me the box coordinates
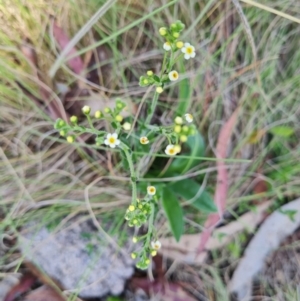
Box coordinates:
[23,285,67,301]
[0,274,21,301]
[160,201,271,264]
[229,198,300,300]
[19,220,133,298]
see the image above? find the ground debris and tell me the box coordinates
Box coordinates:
[19,220,134,298]
[229,198,300,300]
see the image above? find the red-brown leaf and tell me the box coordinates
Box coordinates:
[198,107,240,253]
[23,285,67,301]
[52,21,84,75]
[4,273,36,301]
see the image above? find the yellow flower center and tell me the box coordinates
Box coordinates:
[109,137,116,144]
[149,188,155,193]
[172,73,178,79]
[186,47,193,54]
[169,148,175,155]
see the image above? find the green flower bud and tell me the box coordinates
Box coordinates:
[66,135,75,143]
[54,118,66,129]
[82,105,91,115]
[70,116,78,124]
[94,110,102,118]
[59,130,67,137]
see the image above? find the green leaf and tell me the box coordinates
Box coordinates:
[153,75,160,83]
[162,187,184,241]
[279,209,298,222]
[111,121,118,129]
[169,179,217,213]
[164,132,205,175]
[269,126,294,137]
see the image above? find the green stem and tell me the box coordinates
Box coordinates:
[160,51,168,77]
[146,203,155,247]
[86,115,95,130]
[72,125,105,136]
[145,51,170,125]
[121,143,137,204]
[146,204,154,246]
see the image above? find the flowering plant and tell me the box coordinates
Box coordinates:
[53,21,208,270]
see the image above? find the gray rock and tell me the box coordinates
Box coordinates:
[19,220,134,298]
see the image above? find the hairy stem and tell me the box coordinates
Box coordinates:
[121,143,137,204]
[146,203,155,247]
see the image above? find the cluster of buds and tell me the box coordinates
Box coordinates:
[139,21,195,95]
[173,113,196,142]
[137,113,195,156]
[131,239,161,270]
[159,20,185,43]
[125,186,162,269]
[54,99,133,147]
[124,186,156,227]
[124,199,151,227]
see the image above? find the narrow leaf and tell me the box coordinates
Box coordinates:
[162,187,184,241]
[165,132,205,175]
[269,126,294,137]
[169,179,217,213]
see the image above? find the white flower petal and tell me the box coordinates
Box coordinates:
[184,53,190,60]
[191,52,196,58]
[163,43,171,51]
[104,139,109,145]
[112,133,118,139]
[181,47,186,53]
[110,144,116,148]
[106,133,112,139]
[115,139,120,145]
[184,42,190,47]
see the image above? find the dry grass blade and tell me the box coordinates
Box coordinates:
[49,0,117,78]
[240,0,300,24]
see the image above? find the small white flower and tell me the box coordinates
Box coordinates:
[165,144,178,156]
[147,186,156,196]
[104,133,120,148]
[181,43,196,60]
[151,240,161,250]
[184,113,193,123]
[168,70,179,81]
[140,136,149,145]
[163,42,171,51]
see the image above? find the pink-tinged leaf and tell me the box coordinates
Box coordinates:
[20,42,68,121]
[131,278,197,301]
[4,273,36,301]
[23,285,68,301]
[198,107,240,253]
[52,21,84,75]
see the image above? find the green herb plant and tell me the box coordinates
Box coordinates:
[54,21,200,270]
